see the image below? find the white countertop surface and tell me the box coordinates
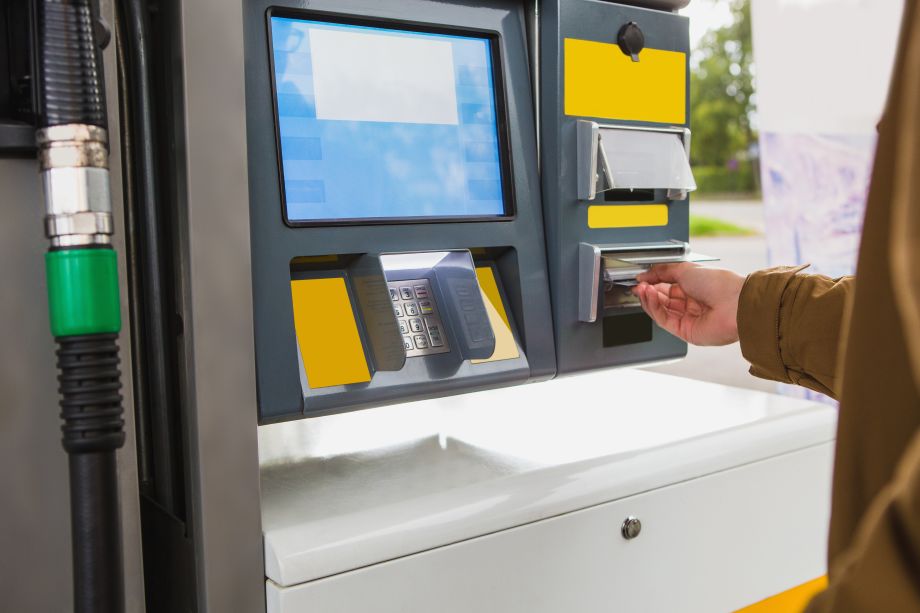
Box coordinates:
[259,369,837,587]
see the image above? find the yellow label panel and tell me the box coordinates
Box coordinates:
[471,266,519,364]
[564,38,686,124]
[290,277,371,389]
[735,576,827,612]
[588,204,669,228]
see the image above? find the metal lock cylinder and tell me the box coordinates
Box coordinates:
[621,516,642,540]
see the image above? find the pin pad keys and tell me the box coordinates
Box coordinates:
[388,279,451,357]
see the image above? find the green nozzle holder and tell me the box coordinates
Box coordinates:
[46,248,121,337]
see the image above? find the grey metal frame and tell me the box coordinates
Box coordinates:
[156,0,555,608]
[172,0,266,610]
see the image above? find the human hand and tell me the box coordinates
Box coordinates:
[631,263,745,346]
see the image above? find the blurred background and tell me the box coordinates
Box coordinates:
[646,0,904,400]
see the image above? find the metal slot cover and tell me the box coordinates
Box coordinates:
[577,120,696,201]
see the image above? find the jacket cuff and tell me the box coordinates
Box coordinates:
[737,265,809,383]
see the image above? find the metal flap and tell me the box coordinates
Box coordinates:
[577,120,696,200]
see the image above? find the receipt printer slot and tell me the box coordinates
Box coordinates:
[579,241,716,322]
[577,120,696,201]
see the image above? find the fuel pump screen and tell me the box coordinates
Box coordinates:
[270,16,511,223]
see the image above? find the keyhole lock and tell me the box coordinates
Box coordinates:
[617,22,645,62]
[621,516,642,540]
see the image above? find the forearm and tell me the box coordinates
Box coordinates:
[737,266,853,398]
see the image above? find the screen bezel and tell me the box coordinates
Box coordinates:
[266,8,518,227]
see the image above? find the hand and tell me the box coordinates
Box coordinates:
[631,263,745,346]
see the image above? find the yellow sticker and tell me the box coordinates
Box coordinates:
[290,277,371,388]
[588,204,669,228]
[565,38,686,124]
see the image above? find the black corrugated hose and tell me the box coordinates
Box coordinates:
[38,0,107,128]
[58,333,126,613]
[37,1,126,612]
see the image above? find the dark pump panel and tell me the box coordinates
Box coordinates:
[244,0,555,423]
[539,0,703,375]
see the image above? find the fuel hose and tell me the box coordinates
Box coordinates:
[36,1,125,611]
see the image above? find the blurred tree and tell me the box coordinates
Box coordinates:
[690,0,755,169]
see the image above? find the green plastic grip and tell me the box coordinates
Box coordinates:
[45,248,121,337]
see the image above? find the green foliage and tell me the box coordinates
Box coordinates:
[689,215,757,238]
[690,0,756,169]
[693,164,756,194]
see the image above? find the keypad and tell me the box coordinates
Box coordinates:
[387,278,450,357]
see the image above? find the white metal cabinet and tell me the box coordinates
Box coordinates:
[267,443,833,613]
[260,371,837,612]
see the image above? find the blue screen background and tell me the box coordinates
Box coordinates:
[271,18,508,222]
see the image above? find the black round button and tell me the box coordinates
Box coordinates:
[618,22,645,61]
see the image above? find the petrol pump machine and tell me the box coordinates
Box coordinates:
[0,1,840,611]
[245,0,706,423]
[245,0,555,422]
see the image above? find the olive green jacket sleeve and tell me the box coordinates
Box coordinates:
[736,265,852,399]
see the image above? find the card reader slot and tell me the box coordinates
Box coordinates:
[579,241,717,322]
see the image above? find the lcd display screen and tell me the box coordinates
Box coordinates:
[270,16,511,223]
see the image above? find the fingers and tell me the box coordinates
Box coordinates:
[658,283,687,315]
[636,262,697,286]
[645,284,678,335]
[635,283,679,337]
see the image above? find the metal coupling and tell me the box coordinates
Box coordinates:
[37,124,113,247]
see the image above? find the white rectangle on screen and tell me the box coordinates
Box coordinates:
[309,28,459,125]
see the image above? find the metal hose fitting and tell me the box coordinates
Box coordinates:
[38,123,113,247]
